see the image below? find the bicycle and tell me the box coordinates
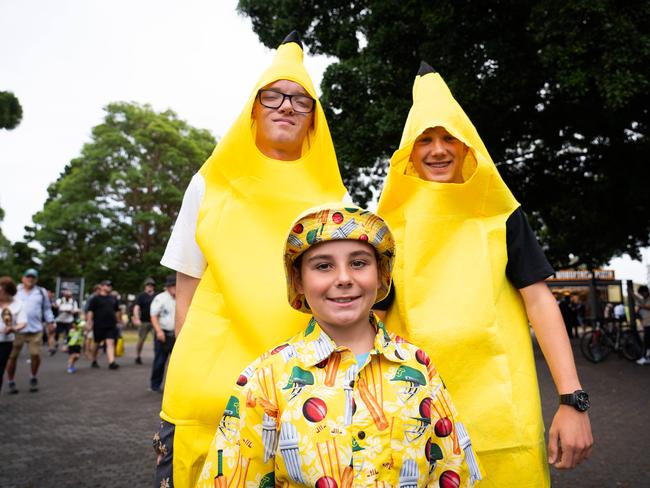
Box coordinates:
[580,319,644,363]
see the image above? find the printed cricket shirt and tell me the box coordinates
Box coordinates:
[197,315,481,487]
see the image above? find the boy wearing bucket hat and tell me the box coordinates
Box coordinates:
[196,204,481,488]
[376,63,593,486]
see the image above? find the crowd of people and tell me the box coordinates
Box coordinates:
[0,269,178,395]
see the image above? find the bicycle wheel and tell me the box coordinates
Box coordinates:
[621,332,644,361]
[580,329,612,363]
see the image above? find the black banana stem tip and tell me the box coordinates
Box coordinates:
[281,30,303,49]
[417,61,437,76]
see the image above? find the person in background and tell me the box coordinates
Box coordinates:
[149,275,176,393]
[0,276,27,393]
[635,285,650,365]
[133,277,156,365]
[85,280,121,370]
[46,289,58,349]
[6,268,54,393]
[54,287,79,353]
[613,302,626,323]
[66,319,85,374]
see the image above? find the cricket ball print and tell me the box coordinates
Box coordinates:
[303,397,328,422]
[315,476,338,488]
[435,417,453,437]
[419,397,433,419]
[415,349,430,366]
[440,470,461,488]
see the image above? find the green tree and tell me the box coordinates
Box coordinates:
[0,206,17,277]
[28,102,216,293]
[0,91,23,130]
[238,0,650,269]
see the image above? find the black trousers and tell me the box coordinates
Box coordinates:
[0,341,13,392]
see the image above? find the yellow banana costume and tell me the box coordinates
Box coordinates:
[160,33,346,487]
[377,63,549,487]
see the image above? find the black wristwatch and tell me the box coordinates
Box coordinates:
[559,390,590,412]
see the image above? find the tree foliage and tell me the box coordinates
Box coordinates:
[0,91,23,130]
[0,206,17,278]
[27,102,215,293]
[238,0,650,269]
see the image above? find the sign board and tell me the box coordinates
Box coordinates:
[55,277,85,305]
[551,269,615,280]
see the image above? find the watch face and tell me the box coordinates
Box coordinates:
[575,391,590,412]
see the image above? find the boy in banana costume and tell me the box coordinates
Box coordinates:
[376,62,593,487]
[154,32,346,487]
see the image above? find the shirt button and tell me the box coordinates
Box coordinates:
[358,431,366,439]
[349,380,355,388]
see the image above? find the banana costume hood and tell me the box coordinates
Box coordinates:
[161,32,346,486]
[377,63,549,487]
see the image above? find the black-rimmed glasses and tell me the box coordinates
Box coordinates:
[257,89,316,113]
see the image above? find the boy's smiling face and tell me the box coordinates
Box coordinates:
[410,126,468,183]
[296,240,380,335]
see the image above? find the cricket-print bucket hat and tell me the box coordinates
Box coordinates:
[284,203,395,313]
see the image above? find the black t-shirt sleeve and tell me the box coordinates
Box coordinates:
[505,207,555,289]
[374,284,395,311]
[87,296,97,313]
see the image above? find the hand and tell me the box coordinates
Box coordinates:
[156,329,166,342]
[548,405,593,469]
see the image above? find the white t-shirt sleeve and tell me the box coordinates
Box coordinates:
[160,173,207,278]
[150,294,162,318]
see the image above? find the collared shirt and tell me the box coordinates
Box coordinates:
[197,316,480,487]
[150,291,176,332]
[16,285,54,334]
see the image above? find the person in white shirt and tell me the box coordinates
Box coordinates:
[53,287,79,352]
[0,276,27,393]
[613,302,626,322]
[149,275,176,392]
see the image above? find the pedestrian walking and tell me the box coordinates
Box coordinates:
[133,277,156,365]
[149,276,176,393]
[85,280,121,370]
[0,276,27,393]
[635,285,650,365]
[6,268,54,393]
[66,319,85,373]
[53,287,79,353]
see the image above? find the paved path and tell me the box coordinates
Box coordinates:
[1,332,648,487]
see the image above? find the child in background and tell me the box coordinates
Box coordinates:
[197,204,481,487]
[66,319,85,373]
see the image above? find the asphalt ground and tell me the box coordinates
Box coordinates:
[1,330,648,487]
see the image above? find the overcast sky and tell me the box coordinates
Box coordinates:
[1,0,647,284]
